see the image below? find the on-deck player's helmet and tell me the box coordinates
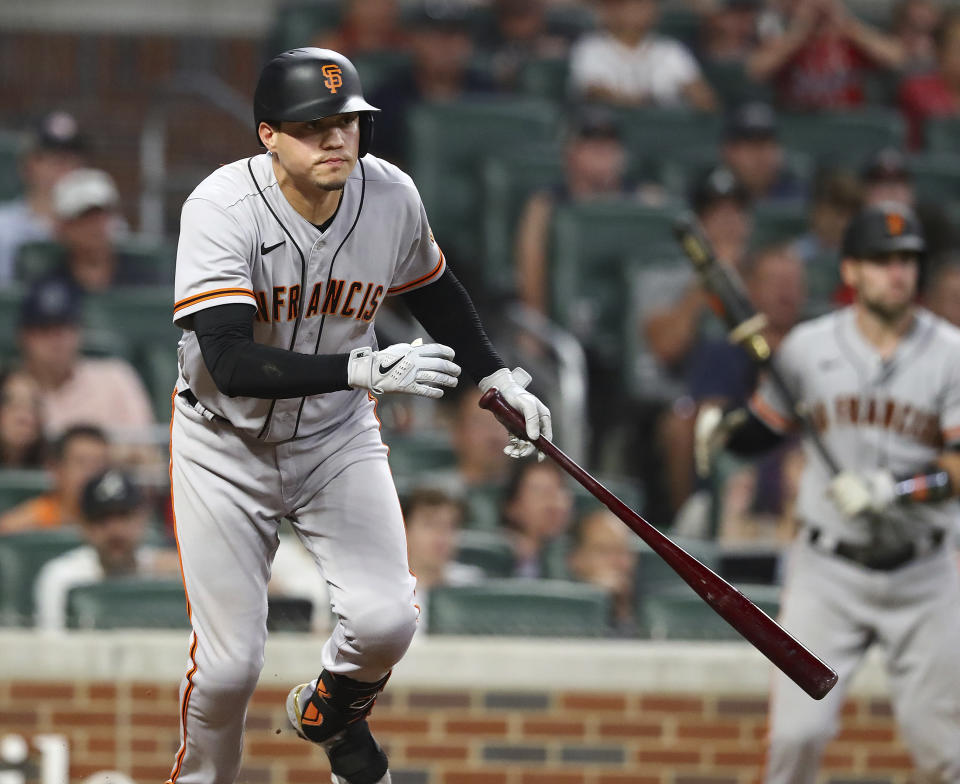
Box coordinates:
[841,201,926,260]
[253,48,379,157]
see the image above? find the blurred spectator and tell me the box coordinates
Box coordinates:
[367,4,496,166]
[17,278,156,442]
[857,146,958,260]
[448,386,512,488]
[404,487,484,590]
[515,107,634,314]
[749,0,905,111]
[0,369,45,469]
[0,424,108,534]
[567,507,639,634]
[899,10,960,149]
[698,0,762,64]
[790,166,862,307]
[476,0,571,90]
[32,468,178,630]
[892,0,943,73]
[923,255,960,326]
[39,168,157,292]
[569,0,717,110]
[500,459,574,578]
[720,101,806,207]
[313,0,408,55]
[0,111,87,285]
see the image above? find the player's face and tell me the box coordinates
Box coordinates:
[265,113,360,192]
[844,251,919,322]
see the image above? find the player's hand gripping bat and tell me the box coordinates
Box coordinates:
[672,213,842,475]
[479,389,838,701]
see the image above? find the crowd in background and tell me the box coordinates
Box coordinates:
[2,0,960,637]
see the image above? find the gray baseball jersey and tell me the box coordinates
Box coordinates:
[750,306,960,783]
[173,152,445,442]
[751,306,960,543]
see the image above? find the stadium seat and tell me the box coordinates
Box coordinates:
[83,285,178,347]
[635,536,721,596]
[700,61,773,108]
[751,203,808,249]
[135,340,181,422]
[407,98,559,264]
[463,482,503,531]
[385,431,457,477]
[517,58,570,104]
[0,528,85,626]
[66,578,189,630]
[778,110,906,164]
[481,145,565,293]
[613,108,723,167]
[427,579,611,637]
[0,468,51,514]
[549,200,678,367]
[925,117,960,155]
[456,529,515,577]
[15,237,175,286]
[353,51,413,95]
[0,130,24,201]
[639,586,742,640]
[909,152,960,204]
[265,0,342,54]
[267,596,314,632]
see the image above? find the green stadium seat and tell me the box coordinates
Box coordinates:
[0,130,24,201]
[640,586,742,640]
[0,528,85,626]
[613,108,723,166]
[656,8,700,47]
[925,117,960,155]
[385,431,457,477]
[909,152,960,204]
[265,0,342,54]
[15,238,175,286]
[135,341,180,422]
[463,482,503,531]
[456,529,515,577]
[267,596,314,632]
[427,579,611,636]
[83,285,178,347]
[407,99,559,263]
[778,110,905,164]
[353,51,413,95]
[482,145,565,293]
[635,536,720,596]
[701,61,773,108]
[0,469,51,514]
[66,578,189,630]
[751,203,807,248]
[517,58,570,103]
[549,200,677,368]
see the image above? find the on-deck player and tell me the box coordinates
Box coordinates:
[697,202,960,783]
[166,48,551,784]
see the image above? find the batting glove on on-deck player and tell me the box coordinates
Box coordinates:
[828,470,897,518]
[348,338,461,398]
[478,367,552,460]
[693,404,747,478]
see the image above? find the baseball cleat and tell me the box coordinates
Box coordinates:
[287,682,391,784]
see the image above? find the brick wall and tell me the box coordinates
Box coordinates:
[0,679,913,784]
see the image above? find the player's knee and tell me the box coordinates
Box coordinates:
[347,599,418,669]
[195,661,263,720]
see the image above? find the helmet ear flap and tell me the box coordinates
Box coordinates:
[359,113,374,158]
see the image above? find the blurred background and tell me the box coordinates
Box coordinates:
[0,0,958,781]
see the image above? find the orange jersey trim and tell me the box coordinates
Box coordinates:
[174,287,257,314]
[750,393,794,434]
[387,249,445,295]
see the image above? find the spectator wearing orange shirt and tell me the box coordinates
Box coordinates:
[0,424,109,534]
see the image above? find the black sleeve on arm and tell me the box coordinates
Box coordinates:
[399,268,505,383]
[726,408,787,457]
[192,304,350,399]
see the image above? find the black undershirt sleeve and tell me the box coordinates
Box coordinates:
[399,268,504,383]
[192,304,349,399]
[726,409,787,457]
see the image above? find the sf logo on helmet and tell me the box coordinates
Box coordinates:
[885,212,905,237]
[322,64,343,94]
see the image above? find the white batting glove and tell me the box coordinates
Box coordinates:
[478,367,552,460]
[828,470,896,518]
[347,338,460,398]
[693,404,747,478]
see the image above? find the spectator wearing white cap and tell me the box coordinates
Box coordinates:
[0,111,88,286]
[46,168,158,293]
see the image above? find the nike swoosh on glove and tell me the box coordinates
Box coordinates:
[478,367,552,460]
[347,338,460,398]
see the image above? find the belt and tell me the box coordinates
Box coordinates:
[807,527,945,572]
[178,389,227,423]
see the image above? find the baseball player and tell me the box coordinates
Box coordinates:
[166,48,551,784]
[697,202,960,783]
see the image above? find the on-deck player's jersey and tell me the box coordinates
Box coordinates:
[751,307,960,543]
[173,153,445,442]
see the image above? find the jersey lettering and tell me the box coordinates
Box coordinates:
[287,284,301,321]
[827,395,940,447]
[322,279,345,315]
[340,281,364,317]
[272,286,287,323]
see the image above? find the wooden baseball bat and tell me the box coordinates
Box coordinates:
[479,389,838,700]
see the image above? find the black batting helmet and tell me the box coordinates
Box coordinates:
[841,201,925,260]
[253,48,379,157]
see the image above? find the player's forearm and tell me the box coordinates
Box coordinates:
[400,268,504,383]
[725,408,786,457]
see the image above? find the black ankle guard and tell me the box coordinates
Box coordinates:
[299,670,390,744]
[327,719,389,784]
